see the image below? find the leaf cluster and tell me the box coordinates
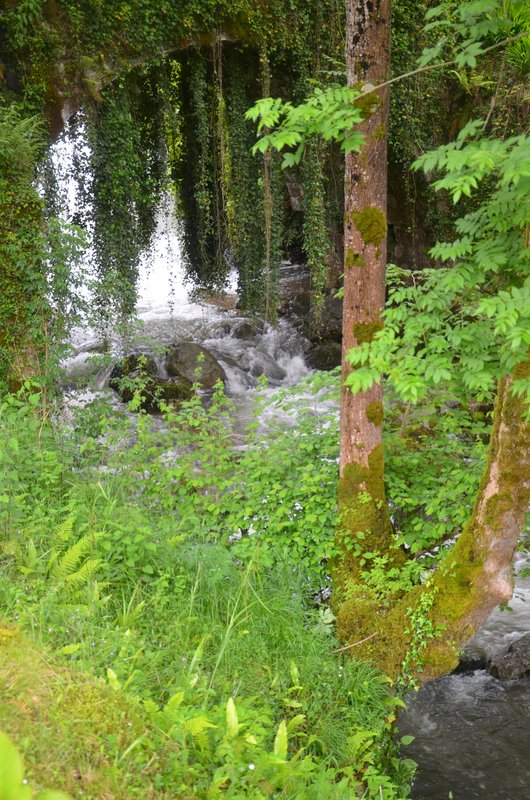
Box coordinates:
[346,126,530,408]
[246,86,365,168]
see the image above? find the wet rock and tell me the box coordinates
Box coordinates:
[278,262,311,317]
[488,633,530,680]
[306,294,343,343]
[166,342,226,389]
[210,320,234,338]
[249,352,287,383]
[74,339,107,356]
[306,341,342,371]
[110,354,158,382]
[279,287,311,320]
[65,352,101,381]
[109,354,192,412]
[232,319,265,339]
[453,655,488,675]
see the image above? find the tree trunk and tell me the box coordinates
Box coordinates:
[422,367,530,678]
[334,3,530,681]
[335,0,394,597]
[336,366,530,682]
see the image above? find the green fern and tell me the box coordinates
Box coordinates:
[51,532,102,582]
[64,558,103,588]
[46,515,78,576]
[0,108,43,180]
[184,715,217,752]
[163,691,186,729]
[54,514,76,544]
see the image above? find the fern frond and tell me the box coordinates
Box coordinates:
[65,558,103,588]
[55,514,76,543]
[184,715,217,752]
[163,691,186,728]
[52,533,102,581]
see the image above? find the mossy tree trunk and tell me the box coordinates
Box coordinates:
[335,0,394,597]
[335,3,530,684]
[421,367,530,678]
[336,366,530,682]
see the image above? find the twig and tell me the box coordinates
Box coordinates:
[332,632,378,654]
[365,31,530,96]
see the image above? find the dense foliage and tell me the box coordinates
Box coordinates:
[346,125,530,406]
[0,109,85,393]
[0,0,348,319]
[0,0,455,365]
[0,383,421,798]
[1,0,529,796]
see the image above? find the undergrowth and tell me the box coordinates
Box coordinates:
[0,374,487,798]
[0,380,416,799]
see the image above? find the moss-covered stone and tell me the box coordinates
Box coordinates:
[353,318,384,344]
[352,207,387,246]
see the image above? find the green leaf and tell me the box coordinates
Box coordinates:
[273,720,288,759]
[0,731,25,800]
[226,697,239,738]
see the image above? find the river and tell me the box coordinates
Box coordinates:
[399,553,530,800]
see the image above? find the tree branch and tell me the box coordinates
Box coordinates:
[365,31,530,96]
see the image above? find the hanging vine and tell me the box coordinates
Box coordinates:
[173,49,230,289]
[223,45,267,309]
[0,0,370,368]
[301,141,333,300]
[260,50,275,319]
[81,67,167,321]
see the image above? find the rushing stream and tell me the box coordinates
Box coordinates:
[399,554,530,800]
[57,143,530,800]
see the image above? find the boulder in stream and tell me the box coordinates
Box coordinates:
[166,342,226,389]
[306,341,342,371]
[298,293,342,344]
[109,354,192,412]
[232,319,265,339]
[249,351,287,383]
[487,632,530,680]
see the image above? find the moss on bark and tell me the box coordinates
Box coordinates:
[354,91,382,120]
[335,444,398,604]
[366,400,384,426]
[337,367,530,684]
[351,207,387,245]
[345,249,366,269]
[352,318,384,344]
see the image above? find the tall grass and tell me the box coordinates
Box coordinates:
[0,386,414,798]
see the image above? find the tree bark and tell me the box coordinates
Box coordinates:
[335,3,530,682]
[422,367,530,677]
[336,366,530,682]
[335,0,394,596]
